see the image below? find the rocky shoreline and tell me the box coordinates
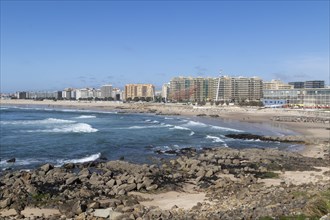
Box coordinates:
[1,140,329,220]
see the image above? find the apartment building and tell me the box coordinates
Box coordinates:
[214,76,263,102]
[124,84,155,101]
[162,83,170,102]
[263,80,293,90]
[100,85,113,99]
[169,77,215,102]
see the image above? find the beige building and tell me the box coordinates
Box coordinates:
[169,76,263,103]
[263,80,293,90]
[124,84,155,101]
[214,76,263,102]
[169,77,216,102]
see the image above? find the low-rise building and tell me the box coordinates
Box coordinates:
[262,88,330,107]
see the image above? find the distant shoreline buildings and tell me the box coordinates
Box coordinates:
[7,76,330,108]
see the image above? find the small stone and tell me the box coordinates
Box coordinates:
[146,184,158,191]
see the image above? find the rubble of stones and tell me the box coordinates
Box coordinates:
[272,116,330,124]
[1,147,329,220]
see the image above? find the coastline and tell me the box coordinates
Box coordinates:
[1,99,330,219]
[1,99,329,158]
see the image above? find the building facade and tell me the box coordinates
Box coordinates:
[262,88,330,107]
[263,80,293,90]
[124,84,155,101]
[100,85,113,99]
[214,76,263,102]
[289,80,325,89]
[162,83,170,102]
[169,77,216,102]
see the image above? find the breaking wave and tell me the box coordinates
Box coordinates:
[183,121,208,127]
[75,115,96,119]
[57,153,101,165]
[206,135,225,143]
[170,126,191,131]
[27,123,98,133]
[211,125,243,132]
[1,118,76,125]
[128,124,171,129]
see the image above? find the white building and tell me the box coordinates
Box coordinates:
[162,83,170,101]
[101,85,113,99]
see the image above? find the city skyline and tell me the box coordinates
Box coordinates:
[1,1,329,93]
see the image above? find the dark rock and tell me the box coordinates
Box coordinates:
[6,158,16,163]
[63,163,75,169]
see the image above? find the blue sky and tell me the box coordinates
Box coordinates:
[1,1,329,92]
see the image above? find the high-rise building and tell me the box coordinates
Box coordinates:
[124,84,155,101]
[214,76,263,102]
[169,77,216,102]
[161,83,170,102]
[100,85,113,99]
[62,88,74,100]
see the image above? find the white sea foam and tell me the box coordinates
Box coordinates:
[57,153,101,165]
[1,118,76,125]
[170,126,191,131]
[128,124,171,129]
[0,107,9,110]
[27,123,98,133]
[206,135,225,143]
[0,158,41,166]
[164,117,173,120]
[189,131,195,136]
[210,125,243,132]
[75,115,96,119]
[184,121,208,127]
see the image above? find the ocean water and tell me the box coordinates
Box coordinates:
[0,106,301,170]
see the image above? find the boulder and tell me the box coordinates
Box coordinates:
[124,183,137,192]
[66,177,79,185]
[205,170,213,178]
[40,163,54,173]
[0,198,12,209]
[94,208,112,218]
[6,158,16,163]
[106,179,115,188]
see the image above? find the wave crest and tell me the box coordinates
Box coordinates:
[75,115,96,119]
[57,153,101,165]
[206,135,225,143]
[27,123,98,133]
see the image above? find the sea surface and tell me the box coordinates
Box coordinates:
[0,106,302,170]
